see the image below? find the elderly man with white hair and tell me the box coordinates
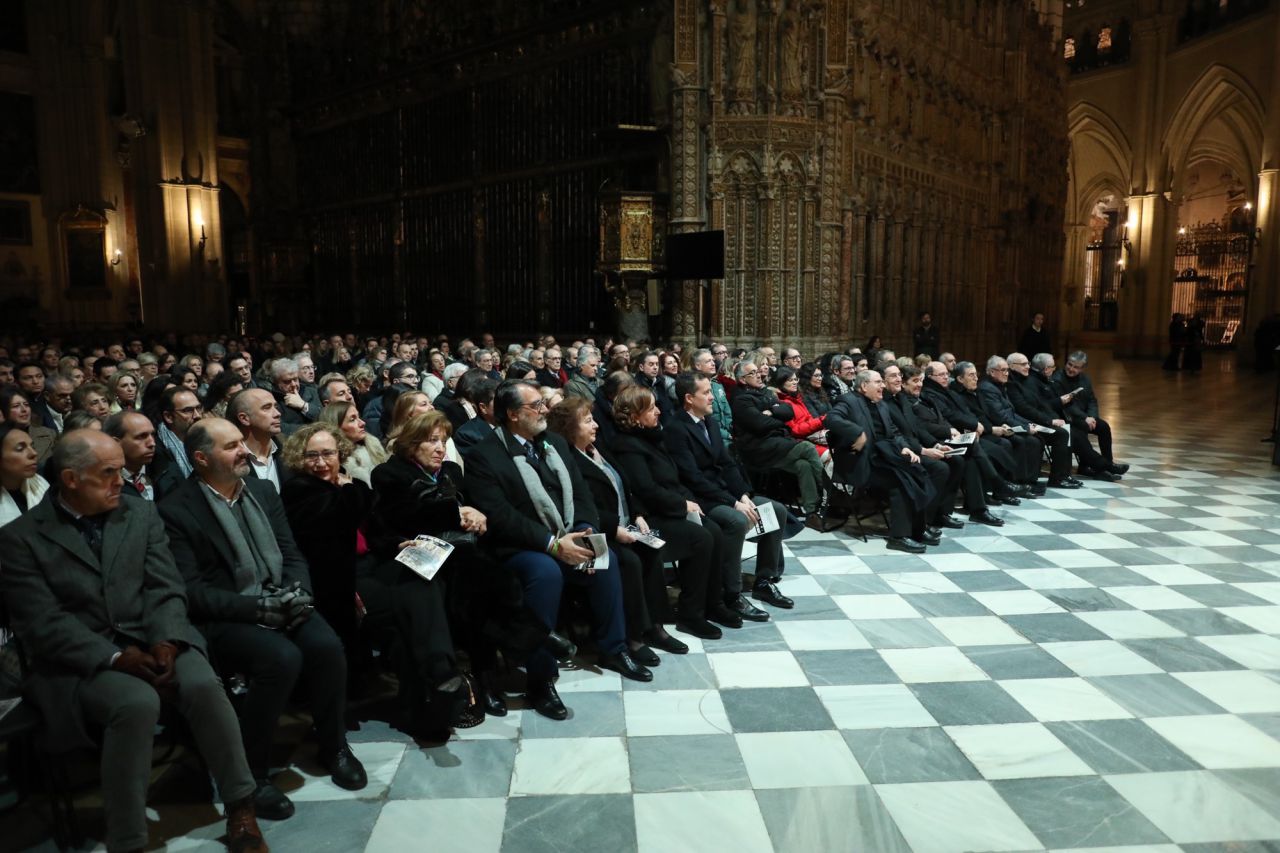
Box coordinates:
[269,357,315,435]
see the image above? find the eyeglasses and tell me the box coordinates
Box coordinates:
[303,449,339,461]
[991,367,1009,373]
[176,405,204,416]
[521,400,549,412]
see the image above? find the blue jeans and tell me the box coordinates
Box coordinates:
[504,549,626,681]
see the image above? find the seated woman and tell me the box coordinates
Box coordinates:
[71,382,112,423]
[106,370,140,413]
[203,370,244,420]
[280,423,372,676]
[799,362,832,418]
[731,360,827,517]
[366,411,552,727]
[771,366,833,477]
[383,390,464,469]
[591,370,634,450]
[0,422,49,528]
[0,387,55,466]
[609,386,740,639]
[547,397,698,660]
[320,401,388,486]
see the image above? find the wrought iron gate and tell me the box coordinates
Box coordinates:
[1171,217,1255,346]
[1083,216,1123,331]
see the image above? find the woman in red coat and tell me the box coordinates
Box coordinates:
[770,366,833,476]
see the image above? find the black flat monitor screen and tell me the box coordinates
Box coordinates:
[666,230,724,280]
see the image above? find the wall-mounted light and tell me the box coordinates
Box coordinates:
[1245,201,1254,211]
[110,248,123,266]
[194,212,207,249]
[1178,226,1187,236]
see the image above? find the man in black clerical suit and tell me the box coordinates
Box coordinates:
[1052,350,1129,478]
[979,355,1082,486]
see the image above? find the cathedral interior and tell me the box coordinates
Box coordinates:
[3,1,1280,852]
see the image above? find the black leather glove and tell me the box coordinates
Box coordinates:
[281,584,315,631]
[256,589,289,629]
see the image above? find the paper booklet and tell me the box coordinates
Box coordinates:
[1032,424,1057,434]
[946,432,977,446]
[687,511,703,526]
[395,534,455,582]
[941,446,968,457]
[626,525,667,550]
[577,533,611,571]
[746,501,781,539]
[0,697,20,723]
[1010,425,1028,434]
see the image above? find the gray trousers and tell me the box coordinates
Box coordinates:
[79,650,255,852]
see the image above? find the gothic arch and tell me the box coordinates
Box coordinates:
[1067,102,1132,225]
[1162,64,1265,195]
[1068,101,1132,174]
[1074,172,1128,223]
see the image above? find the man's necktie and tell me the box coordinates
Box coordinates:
[701,419,713,446]
[525,441,541,467]
[77,516,105,560]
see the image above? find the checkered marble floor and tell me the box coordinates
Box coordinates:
[16,356,1280,852]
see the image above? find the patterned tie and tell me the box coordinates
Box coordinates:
[77,515,105,560]
[525,440,541,467]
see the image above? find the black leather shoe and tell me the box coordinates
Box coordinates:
[527,681,568,720]
[1091,469,1121,482]
[627,643,661,667]
[644,630,689,655]
[917,531,941,546]
[544,631,577,663]
[989,492,1021,506]
[752,581,794,609]
[1009,483,1033,498]
[321,744,367,791]
[937,515,965,530]
[925,525,942,539]
[969,509,1005,527]
[252,780,295,821]
[1026,482,1047,496]
[482,687,508,717]
[707,604,744,629]
[1109,462,1130,475]
[886,537,927,554]
[728,594,770,622]
[600,650,653,682]
[678,617,725,639]
[1048,478,1082,490]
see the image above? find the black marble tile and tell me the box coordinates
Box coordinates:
[908,681,1036,726]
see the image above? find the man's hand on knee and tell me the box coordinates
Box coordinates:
[112,645,162,683]
[150,642,179,688]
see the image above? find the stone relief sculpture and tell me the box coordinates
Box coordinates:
[728,0,757,114]
[780,9,805,113]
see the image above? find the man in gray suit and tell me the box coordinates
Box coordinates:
[0,430,267,853]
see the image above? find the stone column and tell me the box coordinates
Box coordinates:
[1116,192,1176,358]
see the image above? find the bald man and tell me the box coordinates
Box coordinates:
[0,430,266,852]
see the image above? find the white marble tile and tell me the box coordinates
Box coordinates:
[367,799,505,853]
[452,708,525,741]
[623,689,732,737]
[1104,585,1207,611]
[1144,715,1280,769]
[1041,640,1165,676]
[1028,497,1093,510]
[1037,549,1119,568]
[775,619,871,651]
[735,730,868,788]
[1004,568,1095,590]
[634,790,772,853]
[993,520,1053,537]
[1172,671,1280,714]
[774,575,827,597]
[1148,546,1237,565]
[553,665,625,693]
[928,616,1029,647]
[1122,496,1184,508]
[1219,605,1280,634]
[1127,564,1223,586]
[999,677,1133,721]
[798,554,873,574]
[288,741,407,802]
[921,552,999,572]
[944,722,1093,779]
[969,589,1066,615]
[1084,519,1158,534]
[1106,770,1280,842]
[1076,610,1186,640]
[1062,531,1142,550]
[1197,633,1280,669]
[832,593,921,620]
[1168,530,1248,548]
[879,647,989,683]
[1106,506,1180,520]
[1008,508,1073,522]
[1236,581,1280,605]
[1185,515,1256,531]
[876,781,1042,853]
[1200,505,1267,518]
[814,683,938,729]
[957,536,1030,554]
[707,651,808,688]
[509,736,630,795]
[881,572,964,595]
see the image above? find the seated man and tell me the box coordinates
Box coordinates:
[691,347,733,446]
[827,370,948,553]
[563,345,602,401]
[665,373,793,614]
[453,376,498,455]
[952,360,1048,489]
[228,388,286,490]
[1006,353,1094,487]
[104,411,159,501]
[150,387,204,499]
[464,380,649,721]
[1,430,267,852]
[269,358,316,435]
[1052,351,1128,478]
[730,360,826,517]
[883,364,970,530]
[160,418,367,819]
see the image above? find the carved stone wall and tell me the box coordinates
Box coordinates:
[674,0,1068,356]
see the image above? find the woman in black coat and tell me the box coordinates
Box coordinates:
[799,362,832,417]
[366,410,549,727]
[547,397,692,658]
[607,387,734,640]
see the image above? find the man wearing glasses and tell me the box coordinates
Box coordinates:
[151,386,205,498]
[465,380,644,721]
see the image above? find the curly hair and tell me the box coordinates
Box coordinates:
[612,385,656,431]
[545,395,593,446]
[281,422,354,472]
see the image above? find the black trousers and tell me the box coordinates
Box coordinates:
[1028,428,1070,480]
[979,435,1020,482]
[936,456,965,520]
[647,514,719,620]
[438,543,548,673]
[204,613,347,778]
[1069,422,1110,471]
[614,541,654,640]
[1072,417,1114,465]
[870,457,949,538]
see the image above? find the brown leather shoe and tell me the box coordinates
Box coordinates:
[225,794,269,852]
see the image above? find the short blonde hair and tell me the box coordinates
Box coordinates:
[282,422,354,472]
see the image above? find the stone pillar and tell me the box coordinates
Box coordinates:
[668,1,704,344]
[1244,168,1280,361]
[1116,193,1176,358]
